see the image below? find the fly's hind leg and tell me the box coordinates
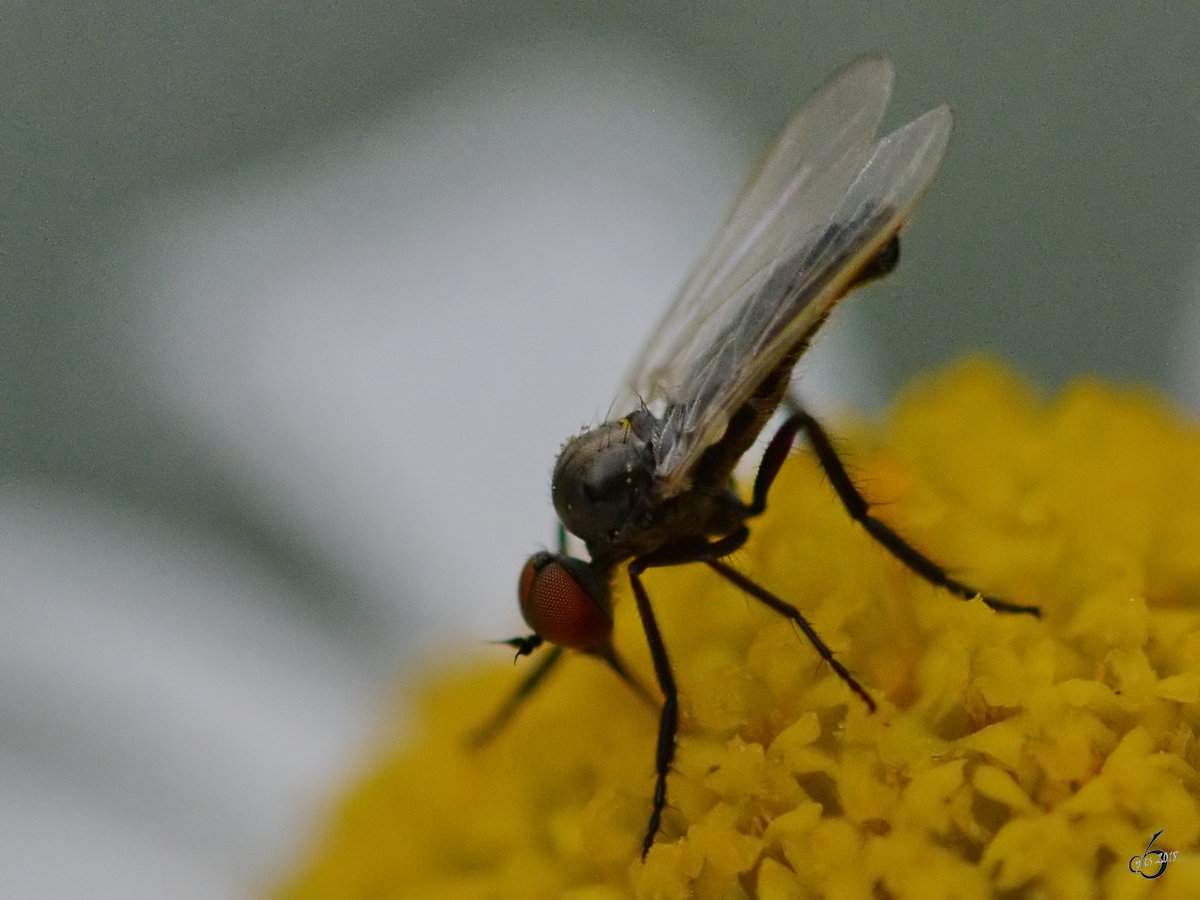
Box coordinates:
[772,399,1040,617]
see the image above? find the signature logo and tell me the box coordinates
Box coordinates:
[1129,829,1178,879]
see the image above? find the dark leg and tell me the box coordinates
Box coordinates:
[627,525,871,856]
[766,404,1040,617]
[626,557,678,858]
[623,535,744,856]
[594,643,659,709]
[467,644,565,750]
[705,555,875,711]
[470,638,654,750]
[747,414,803,516]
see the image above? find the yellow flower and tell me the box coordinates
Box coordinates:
[277,359,1200,898]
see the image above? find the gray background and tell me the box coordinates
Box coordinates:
[2,3,1197,896]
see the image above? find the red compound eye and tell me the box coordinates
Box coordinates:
[518,554,611,650]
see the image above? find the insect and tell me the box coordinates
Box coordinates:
[474,55,1041,856]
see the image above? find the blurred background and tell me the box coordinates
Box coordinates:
[2,2,1197,896]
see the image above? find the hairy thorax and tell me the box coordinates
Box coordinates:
[551,410,745,566]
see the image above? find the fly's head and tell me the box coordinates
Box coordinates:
[551,412,657,550]
[517,551,613,651]
[517,413,656,654]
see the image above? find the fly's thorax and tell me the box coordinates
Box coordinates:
[552,411,657,548]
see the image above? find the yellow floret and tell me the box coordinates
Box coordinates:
[277,359,1200,898]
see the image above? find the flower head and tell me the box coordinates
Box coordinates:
[279,359,1200,897]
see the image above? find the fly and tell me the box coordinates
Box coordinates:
[472,55,1041,857]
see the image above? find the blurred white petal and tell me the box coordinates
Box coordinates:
[0,481,381,897]
[1170,234,1200,412]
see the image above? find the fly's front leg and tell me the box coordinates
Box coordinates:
[780,399,1040,617]
[626,559,676,858]
[471,523,604,750]
[626,529,750,857]
[467,644,564,750]
[630,523,874,855]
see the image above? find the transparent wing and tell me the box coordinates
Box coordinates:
[614,57,953,499]
[656,106,952,497]
[614,55,894,416]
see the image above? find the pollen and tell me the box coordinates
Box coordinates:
[276,358,1200,898]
